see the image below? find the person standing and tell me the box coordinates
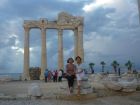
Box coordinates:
[58,69,62,82]
[52,70,55,82]
[65,58,76,94]
[52,70,58,82]
[118,68,121,76]
[48,71,52,82]
[44,69,49,82]
[75,56,85,96]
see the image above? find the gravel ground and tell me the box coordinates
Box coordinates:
[0,80,140,105]
[0,94,140,105]
[0,100,105,105]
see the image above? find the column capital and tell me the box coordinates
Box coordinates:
[40,27,46,31]
[58,29,63,36]
[24,25,30,32]
[73,29,78,34]
[58,28,63,31]
[39,22,46,29]
[39,19,47,29]
[78,25,83,32]
[72,27,78,31]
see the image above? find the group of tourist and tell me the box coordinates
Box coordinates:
[44,69,63,82]
[44,56,85,96]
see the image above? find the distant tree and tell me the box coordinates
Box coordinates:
[125,60,133,72]
[89,63,95,74]
[111,61,119,73]
[100,61,106,72]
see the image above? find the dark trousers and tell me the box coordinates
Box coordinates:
[66,75,75,88]
[53,76,57,82]
[58,76,62,82]
[45,76,47,82]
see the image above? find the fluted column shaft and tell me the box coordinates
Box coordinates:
[74,29,78,59]
[138,0,140,22]
[23,26,30,80]
[58,29,63,70]
[77,25,84,62]
[40,28,47,80]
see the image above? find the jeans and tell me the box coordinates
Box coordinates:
[66,75,75,88]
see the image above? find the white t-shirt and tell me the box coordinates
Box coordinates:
[75,63,85,80]
[75,63,84,73]
[58,70,62,77]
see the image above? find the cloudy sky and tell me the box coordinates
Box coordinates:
[0,0,140,73]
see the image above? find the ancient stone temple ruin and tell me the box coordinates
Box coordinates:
[22,12,84,80]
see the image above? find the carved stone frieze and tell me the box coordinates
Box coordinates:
[57,12,83,26]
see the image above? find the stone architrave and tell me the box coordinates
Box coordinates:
[23,12,84,80]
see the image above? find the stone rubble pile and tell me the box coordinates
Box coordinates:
[89,73,106,90]
[89,72,140,92]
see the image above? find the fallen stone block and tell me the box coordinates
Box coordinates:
[28,83,42,97]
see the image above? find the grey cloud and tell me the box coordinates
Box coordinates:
[0,47,23,73]
[0,0,140,73]
[0,36,16,48]
[0,0,85,20]
[84,7,116,34]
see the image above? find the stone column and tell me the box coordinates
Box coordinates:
[138,0,140,22]
[40,28,47,80]
[74,29,78,59]
[23,26,30,80]
[58,29,64,70]
[77,25,84,62]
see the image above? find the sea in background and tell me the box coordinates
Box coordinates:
[0,73,22,80]
[0,68,139,81]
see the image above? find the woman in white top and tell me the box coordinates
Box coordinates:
[75,56,85,96]
[58,70,62,82]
